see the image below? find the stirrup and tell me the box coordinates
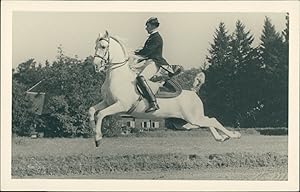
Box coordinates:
[145,103,159,113]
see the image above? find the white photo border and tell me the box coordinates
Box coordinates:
[1,1,299,191]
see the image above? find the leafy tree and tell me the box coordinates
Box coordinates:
[12,79,36,135]
[40,54,105,137]
[42,95,75,137]
[13,59,44,90]
[102,115,123,137]
[12,47,106,137]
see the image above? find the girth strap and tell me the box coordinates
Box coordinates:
[126,95,143,114]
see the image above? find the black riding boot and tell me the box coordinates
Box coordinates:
[136,75,160,113]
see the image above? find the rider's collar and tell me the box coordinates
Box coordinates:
[149,30,158,35]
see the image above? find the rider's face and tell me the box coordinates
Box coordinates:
[145,23,156,34]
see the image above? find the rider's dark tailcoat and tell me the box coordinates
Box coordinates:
[135,32,169,67]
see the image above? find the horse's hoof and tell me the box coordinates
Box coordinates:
[233,131,241,139]
[95,140,102,147]
[215,138,224,142]
[216,135,230,142]
[222,135,230,142]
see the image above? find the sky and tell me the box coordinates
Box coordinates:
[13,12,286,69]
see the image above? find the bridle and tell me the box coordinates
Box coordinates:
[94,36,129,71]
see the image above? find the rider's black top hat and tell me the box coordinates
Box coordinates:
[146,17,160,27]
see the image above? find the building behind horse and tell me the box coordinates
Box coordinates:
[120,115,165,130]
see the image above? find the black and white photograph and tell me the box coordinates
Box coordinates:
[1,1,299,191]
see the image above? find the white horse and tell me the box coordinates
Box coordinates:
[89,31,241,147]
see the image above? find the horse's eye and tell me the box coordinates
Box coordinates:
[101,45,106,49]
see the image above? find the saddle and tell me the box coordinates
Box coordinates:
[135,64,183,99]
[136,76,182,99]
[155,79,182,98]
[128,69,183,114]
[151,64,183,98]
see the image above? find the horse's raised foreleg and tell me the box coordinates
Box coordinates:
[88,101,108,132]
[94,101,124,147]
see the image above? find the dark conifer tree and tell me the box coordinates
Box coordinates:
[203,20,260,127]
[227,20,260,127]
[206,22,231,68]
[202,22,233,125]
[257,16,288,127]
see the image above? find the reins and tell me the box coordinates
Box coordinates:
[108,58,129,71]
[94,36,129,72]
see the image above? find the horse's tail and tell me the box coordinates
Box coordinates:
[191,72,205,92]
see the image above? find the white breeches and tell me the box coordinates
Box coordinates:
[128,55,162,92]
[141,60,159,80]
[128,55,159,80]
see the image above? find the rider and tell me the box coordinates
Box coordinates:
[134,17,172,113]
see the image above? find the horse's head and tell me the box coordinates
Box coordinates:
[93,31,110,72]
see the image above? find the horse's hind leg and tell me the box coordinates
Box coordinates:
[208,127,230,141]
[207,117,241,139]
[184,117,229,142]
[181,115,224,141]
[181,122,226,141]
[187,116,241,139]
[179,92,240,141]
[181,98,228,141]
[183,112,236,141]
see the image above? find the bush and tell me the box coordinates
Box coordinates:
[101,115,123,137]
[42,96,76,137]
[12,79,36,136]
[12,55,107,138]
[256,128,288,135]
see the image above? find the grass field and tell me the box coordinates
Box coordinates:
[12,129,288,180]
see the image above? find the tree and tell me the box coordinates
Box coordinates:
[201,22,234,125]
[39,54,105,137]
[256,16,288,127]
[12,47,106,137]
[206,22,232,68]
[227,20,261,127]
[13,59,44,90]
[230,20,255,71]
[173,68,202,90]
[202,20,261,127]
[259,17,284,72]
[12,79,36,136]
[282,13,289,45]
